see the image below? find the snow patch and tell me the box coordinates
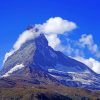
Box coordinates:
[68,72,92,85]
[49,74,61,79]
[1,64,25,77]
[48,69,66,73]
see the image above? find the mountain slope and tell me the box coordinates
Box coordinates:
[0,85,100,100]
[0,33,100,90]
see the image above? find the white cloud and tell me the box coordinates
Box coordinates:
[56,38,84,57]
[40,17,77,34]
[3,50,15,64]
[59,34,100,74]
[1,64,25,77]
[39,17,77,49]
[79,34,100,58]
[13,29,39,50]
[74,56,100,74]
[56,44,74,55]
[3,17,77,64]
[45,34,60,49]
[79,34,93,47]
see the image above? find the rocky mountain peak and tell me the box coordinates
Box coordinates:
[1,31,100,90]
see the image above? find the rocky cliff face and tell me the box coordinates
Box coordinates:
[0,32,100,90]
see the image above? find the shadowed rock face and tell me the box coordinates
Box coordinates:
[2,34,94,73]
[2,34,93,73]
[1,34,100,90]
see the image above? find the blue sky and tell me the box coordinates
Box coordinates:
[0,0,100,72]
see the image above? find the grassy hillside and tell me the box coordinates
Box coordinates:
[0,85,100,100]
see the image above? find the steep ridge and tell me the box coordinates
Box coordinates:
[0,32,100,90]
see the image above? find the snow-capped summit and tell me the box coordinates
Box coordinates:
[1,32,100,90]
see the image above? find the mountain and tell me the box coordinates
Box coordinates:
[0,30,100,91]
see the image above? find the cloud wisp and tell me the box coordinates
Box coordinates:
[79,34,100,58]
[38,17,77,49]
[74,56,100,74]
[40,17,77,34]
[61,34,100,74]
[3,28,40,64]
